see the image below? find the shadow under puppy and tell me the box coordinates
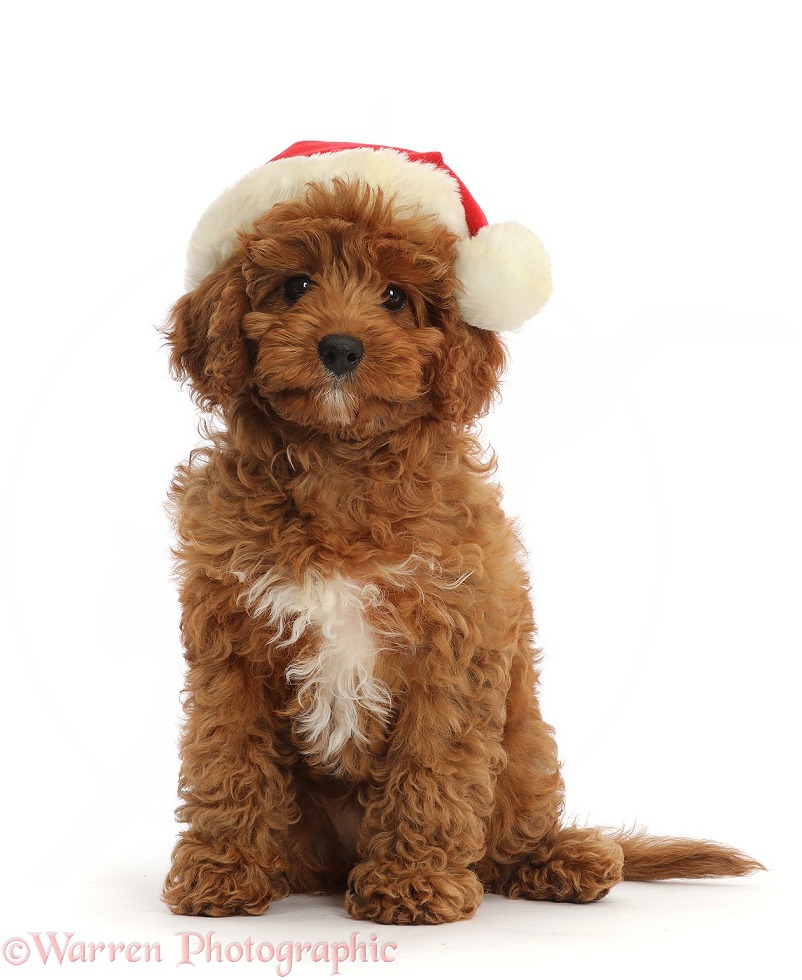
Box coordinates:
[162,142,761,924]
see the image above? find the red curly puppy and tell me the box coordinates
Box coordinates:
[163,143,761,924]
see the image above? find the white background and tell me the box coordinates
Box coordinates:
[1,1,799,977]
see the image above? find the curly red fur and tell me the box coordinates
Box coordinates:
[162,179,762,923]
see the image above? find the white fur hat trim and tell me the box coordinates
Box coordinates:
[184,143,551,331]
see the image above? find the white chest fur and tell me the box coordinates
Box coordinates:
[244,569,391,763]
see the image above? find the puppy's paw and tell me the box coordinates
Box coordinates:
[504,834,624,903]
[163,839,289,916]
[345,861,483,924]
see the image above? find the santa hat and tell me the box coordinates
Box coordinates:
[185,140,552,332]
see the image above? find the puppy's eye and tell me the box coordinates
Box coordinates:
[381,285,407,312]
[283,275,313,303]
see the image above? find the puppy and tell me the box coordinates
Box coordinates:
[162,143,761,924]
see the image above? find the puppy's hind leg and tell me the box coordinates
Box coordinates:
[495,826,625,903]
[475,655,624,904]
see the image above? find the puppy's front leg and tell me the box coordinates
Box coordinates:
[346,675,499,925]
[163,606,298,917]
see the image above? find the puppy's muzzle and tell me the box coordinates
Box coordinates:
[318,335,364,377]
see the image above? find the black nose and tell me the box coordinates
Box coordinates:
[317,334,364,377]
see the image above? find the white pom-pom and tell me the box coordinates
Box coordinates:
[454,222,552,332]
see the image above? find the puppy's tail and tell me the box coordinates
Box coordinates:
[610,828,765,881]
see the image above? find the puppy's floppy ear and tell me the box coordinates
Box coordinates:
[164,255,250,409]
[429,316,507,425]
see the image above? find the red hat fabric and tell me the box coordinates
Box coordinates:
[184,141,551,332]
[270,141,490,236]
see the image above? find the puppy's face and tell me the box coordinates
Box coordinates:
[167,180,505,439]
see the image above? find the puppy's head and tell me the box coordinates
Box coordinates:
[166,179,505,438]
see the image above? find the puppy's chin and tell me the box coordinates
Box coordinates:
[255,383,423,440]
[312,385,359,431]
